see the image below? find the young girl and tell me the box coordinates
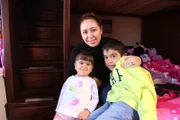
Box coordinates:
[54,51,99,120]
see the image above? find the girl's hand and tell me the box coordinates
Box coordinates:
[122,56,141,68]
[78,109,90,120]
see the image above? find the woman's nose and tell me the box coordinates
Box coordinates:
[87,32,93,38]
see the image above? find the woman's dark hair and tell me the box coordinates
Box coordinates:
[75,51,94,66]
[102,39,127,56]
[80,12,101,28]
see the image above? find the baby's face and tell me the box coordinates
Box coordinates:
[74,59,93,77]
[103,49,122,71]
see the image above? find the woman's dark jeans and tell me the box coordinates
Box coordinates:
[99,81,111,105]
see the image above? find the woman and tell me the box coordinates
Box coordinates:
[67,12,141,105]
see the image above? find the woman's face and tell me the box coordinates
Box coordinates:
[80,19,103,47]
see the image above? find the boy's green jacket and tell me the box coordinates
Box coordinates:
[106,56,157,120]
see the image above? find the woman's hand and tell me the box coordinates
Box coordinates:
[93,77,102,87]
[78,109,90,120]
[122,56,141,68]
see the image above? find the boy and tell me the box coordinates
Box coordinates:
[88,40,157,120]
[54,51,99,120]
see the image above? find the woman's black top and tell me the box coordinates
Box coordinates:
[67,36,117,82]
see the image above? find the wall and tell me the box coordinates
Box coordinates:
[142,7,180,64]
[0,12,7,120]
[0,68,7,120]
[70,14,142,46]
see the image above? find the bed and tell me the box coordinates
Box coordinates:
[127,45,180,120]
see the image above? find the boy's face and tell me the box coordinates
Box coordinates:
[74,59,93,77]
[103,49,122,71]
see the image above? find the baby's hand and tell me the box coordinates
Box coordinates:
[78,109,90,120]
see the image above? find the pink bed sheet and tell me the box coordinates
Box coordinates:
[157,97,180,120]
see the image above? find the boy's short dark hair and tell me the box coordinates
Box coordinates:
[75,51,94,66]
[102,39,126,55]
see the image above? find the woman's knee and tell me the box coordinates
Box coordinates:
[99,82,111,104]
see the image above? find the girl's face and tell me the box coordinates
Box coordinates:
[80,19,103,47]
[74,59,93,77]
[103,49,122,71]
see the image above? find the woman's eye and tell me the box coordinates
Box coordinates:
[91,29,96,32]
[82,31,87,34]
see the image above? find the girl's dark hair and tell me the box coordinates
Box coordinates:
[102,39,127,55]
[75,51,94,66]
[80,12,101,28]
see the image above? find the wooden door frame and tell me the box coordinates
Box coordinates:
[63,0,70,80]
[1,0,15,101]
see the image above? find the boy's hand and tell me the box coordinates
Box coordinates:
[78,109,90,120]
[122,56,141,68]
